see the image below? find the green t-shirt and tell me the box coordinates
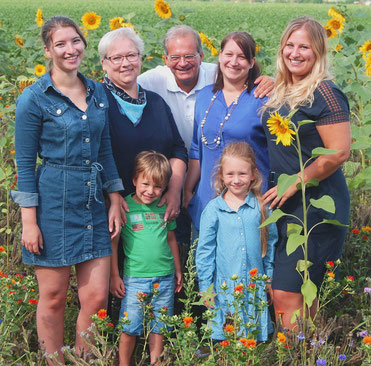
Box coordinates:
[121,194,177,277]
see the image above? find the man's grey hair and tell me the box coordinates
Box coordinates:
[163,25,203,55]
[98,27,144,61]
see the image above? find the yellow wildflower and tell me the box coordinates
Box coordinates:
[359,41,371,60]
[328,18,344,34]
[36,8,43,27]
[14,35,24,47]
[34,64,46,77]
[362,226,371,232]
[328,8,345,23]
[324,24,337,39]
[266,112,296,146]
[210,47,218,56]
[154,0,172,19]
[81,12,101,30]
[109,17,124,30]
[256,45,261,53]
[335,44,343,51]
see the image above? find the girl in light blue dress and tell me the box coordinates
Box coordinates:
[196,142,277,341]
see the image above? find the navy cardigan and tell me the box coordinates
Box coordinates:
[104,85,188,196]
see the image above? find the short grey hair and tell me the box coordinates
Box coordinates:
[98,27,144,61]
[163,25,203,55]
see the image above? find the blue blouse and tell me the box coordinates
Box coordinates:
[188,84,269,230]
[196,192,277,341]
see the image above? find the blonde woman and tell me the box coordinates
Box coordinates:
[262,17,351,329]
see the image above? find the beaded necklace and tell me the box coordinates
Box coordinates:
[201,85,247,150]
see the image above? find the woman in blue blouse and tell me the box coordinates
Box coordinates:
[184,32,270,232]
[11,17,123,363]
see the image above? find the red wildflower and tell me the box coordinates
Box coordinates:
[106,323,114,327]
[15,273,23,278]
[0,246,5,252]
[154,283,159,289]
[362,235,368,240]
[220,340,230,347]
[234,284,244,293]
[8,291,16,294]
[327,261,334,267]
[183,316,193,327]
[16,299,23,304]
[352,228,360,234]
[347,276,354,281]
[248,283,256,288]
[28,299,38,305]
[97,309,107,319]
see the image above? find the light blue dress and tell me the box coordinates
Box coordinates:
[11,72,123,266]
[196,192,277,341]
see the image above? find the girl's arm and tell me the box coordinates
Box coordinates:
[109,234,125,298]
[196,204,218,293]
[183,158,200,209]
[167,230,183,293]
[263,121,350,209]
[158,157,187,222]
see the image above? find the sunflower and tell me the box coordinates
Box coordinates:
[328,8,345,23]
[154,0,172,19]
[122,22,135,30]
[266,112,296,146]
[14,35,24,47]
[359,41,371,60]
[328,18,344,34]
[109,17,124,30]
[324,24,337,39]
[210,47,218,56]
[34,64,46,77]
[36,8,43,27]
[335,44,343,51]
[81,12,101,30]
[19,79,35,94]
[199,32,212,48]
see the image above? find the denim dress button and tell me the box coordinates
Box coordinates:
[85,160,90,165]
[56,109,62,115]
[85,138,90,143]
[82,115,87,120]
[99,103,104,108]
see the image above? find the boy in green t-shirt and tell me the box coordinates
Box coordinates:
[110,151,183,366]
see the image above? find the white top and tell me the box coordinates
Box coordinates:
[138,62,217,151]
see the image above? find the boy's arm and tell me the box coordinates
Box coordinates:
[167,230,183,293]
[110,234,126,298]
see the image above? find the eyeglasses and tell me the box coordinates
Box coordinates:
[167,54,199,63]
[104,53,140,64]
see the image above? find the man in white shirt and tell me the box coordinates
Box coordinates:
[138,25,272,151]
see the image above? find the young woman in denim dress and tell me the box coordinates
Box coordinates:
[11,16,123,364]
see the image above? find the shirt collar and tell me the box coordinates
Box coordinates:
[216,190,257,212]
[166,63,206,95]
[39,71,95,94]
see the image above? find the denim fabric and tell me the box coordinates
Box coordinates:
[11,72,123,266]
[119,275,175,335]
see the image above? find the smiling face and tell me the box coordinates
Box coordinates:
[283,27,316,84]
[218,39,255,87]
[164,35,203,93]
[132,172,165,205]
[102,37,142,91]
[221,156,255,200]
[44,26,85,73]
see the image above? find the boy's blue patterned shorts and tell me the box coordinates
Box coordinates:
[119,274,175,336]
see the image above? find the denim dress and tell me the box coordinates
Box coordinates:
[196,192,278,341]
[11,72,123,267]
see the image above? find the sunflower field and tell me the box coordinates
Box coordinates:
[0,0,370,365]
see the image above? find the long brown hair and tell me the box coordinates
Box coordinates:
[213,31,261,93]
[214,142,268,257]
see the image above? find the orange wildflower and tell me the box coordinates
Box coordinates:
[154,283,159,289]
[249,268,258,277]
[220,340,230,347]
[363,336,371,344]
[234,284,244,293]
[327,271,335,278]
[183,316,193,327]
[277,332,286,343]
[224,324,235,332]
[97,309,107,319]
[240,338,257,348]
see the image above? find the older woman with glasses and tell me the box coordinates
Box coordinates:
[98,27,187,298]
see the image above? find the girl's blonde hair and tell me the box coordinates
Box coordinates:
[263,16,332,112]
[214,142,268,257]
[133,151,172,188]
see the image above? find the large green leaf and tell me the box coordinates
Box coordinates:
[290,309,301,324]
[277,174,298,199]
[310,195,335,214]
[287,223,302,235]
[296,260,313,272]
[286,234,305,256]
[311,147,339,157]
[301,279,317,307]
[321,219,348,227]
[259,209,286,228]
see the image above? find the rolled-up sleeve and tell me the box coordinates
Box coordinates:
[11,88,42,207]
